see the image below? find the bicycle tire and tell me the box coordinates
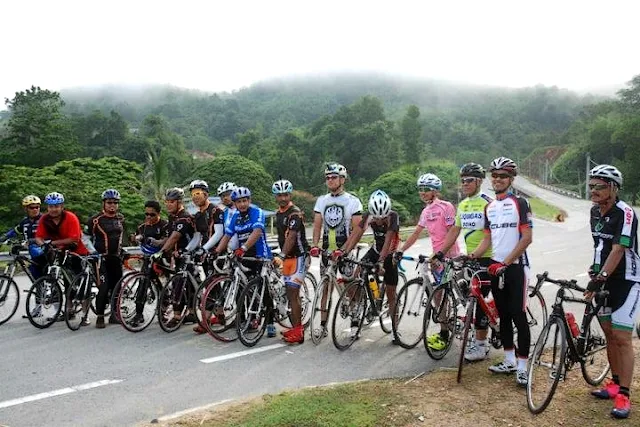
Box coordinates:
[392,277,429,349]
[201,275,240,342]
[0,275,20,326]
[310,276,332,345]
[299,273,317,328]
[236,277,268,347]
[580,315,610,386]
[456,299,475,383]
[423,287,456,360]
[522,286,547,349]
[158,274,189,332]
[118,273,158,333]
[332,280,367,351]
[378,287,392,334]
[65,273,91,331]
[107,270,138,321]
[526,316,567,414]
[25,276,63,329]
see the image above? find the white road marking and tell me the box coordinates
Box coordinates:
[152,399,233,423]
[0,379,123,410]
[542,249,566,255]
[199,343,286,364]
[285,350,294,354]
[575,273,588,277]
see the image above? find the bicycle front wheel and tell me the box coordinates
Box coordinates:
[423,287,457,360]
[118,273,158,332]
[65,273,92,331]
[525,286,548,347]
[332,281,367,351]
[309,277,332,345]
[26,277,63,329]
[580,315,609,386]
[0,274,20,326]
[392,278,429,349]
[158,275,189,332]
[527,316,567,414]
[201,276,239,342]
[456,299,475,383]
[236,278,268,347]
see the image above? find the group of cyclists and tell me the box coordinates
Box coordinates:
[2,156,638,419]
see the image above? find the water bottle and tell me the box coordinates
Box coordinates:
[368,276,380,300]
[196,265,206,282]
[565,312,580,338]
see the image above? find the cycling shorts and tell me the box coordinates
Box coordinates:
[598,281,640,331]
[282,256,307,289]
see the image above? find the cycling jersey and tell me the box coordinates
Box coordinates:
[359,211,400,253]
[136,218,169,241]
[86,212,125,256]
[455,192,493,257]
[275,203,309,258]
[483,193,532,265]
[418,199,460,256]
[225,205,272,259]
[590,200,640,282]
[313,192,363,250]
[222,204,239,250]
[167,208,195,251]
[36,210,89,255]
[4,215,41,241]
[194,203,224,242]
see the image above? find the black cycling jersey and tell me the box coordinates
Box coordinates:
[167,208,195,251]
[7,215,41,241]
[275,203,309,258]
[359,211,400,253]
[86,212,125,256]
[136,219,169,241]
[193,203,224,241]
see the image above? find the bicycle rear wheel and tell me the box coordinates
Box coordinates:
[201,276,239,342]
[580,315,609,386]
[65,273,91,331]
[309,277,332,345]
[526,316,567,414]
[26,277,63,329]
[332,281,367,351]
[236,278,268,347]
[456,299,475,383]
[423,287,457,360]
[118,273,158,332]
[0,274,20,326]
[158,275,188,332]
[524,286,547,348]
[392,278,429,349]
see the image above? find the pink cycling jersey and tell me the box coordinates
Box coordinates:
[418,199,460,257]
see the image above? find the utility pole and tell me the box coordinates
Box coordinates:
[585,152,591,200]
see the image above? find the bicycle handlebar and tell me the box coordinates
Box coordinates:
[532,271,585,296]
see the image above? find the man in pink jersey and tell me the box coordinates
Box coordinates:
[395,173,460,350]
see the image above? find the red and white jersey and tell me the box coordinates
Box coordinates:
[483,193,532,264]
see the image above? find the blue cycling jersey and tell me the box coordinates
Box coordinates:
[225,205,272,259]
[4,215,41,242]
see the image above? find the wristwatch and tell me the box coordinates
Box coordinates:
[600,271,609,279]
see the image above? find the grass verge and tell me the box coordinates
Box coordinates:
[527,197,568,222]
[150,342,639,427]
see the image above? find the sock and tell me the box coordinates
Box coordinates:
[321,320,326,327]
[504,349,516,366]
[517,357,527,371]
[612,375,620,385]
[440,330,450,340]
[477,339,488,347]
[620,387,630,397]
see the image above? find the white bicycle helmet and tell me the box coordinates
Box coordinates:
[417,173,442,190]
[589,164,623,188]
[217,182,237,195]
[189,179,209,193]
[324,163,347,178]
[272,179,293,194]
[231,187,252,201]
[368,190,391,218]
[489,157,518,176]
[101,189,121,200]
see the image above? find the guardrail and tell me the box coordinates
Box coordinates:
[527,181,582,199]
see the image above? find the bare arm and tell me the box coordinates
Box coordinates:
[599,244,625,277]
[312,212,322,247]
[378,229,396,261]
[159,231,181,253]
[243,228,263,251]
[399,225,425,252]
[469,234,492,259]
[342,224,365,254]
[440,225,462,255]
[215,235,231,254]
[503,227,532,265]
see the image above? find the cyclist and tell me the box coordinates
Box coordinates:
[272,179,309,344]
[469,156,532,386]
[342,189,400,343]
[86,189,125,329]
[1,195,47,278]
[152,187,198,326]
[585,164,640,419]
[216,182,239,251]
[310,163,363,336]
[132,201,169,247]
[437,163,494,361]
[395,173,460,351]
[214,187,275,336]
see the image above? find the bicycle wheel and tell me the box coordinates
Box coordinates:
[392,278,429,349]
[158,274,189,332]
[201,276,239,342]
[309,277,332,345]
[65,273,91,331]
[25,277,63,329]
[332,280,367,351]
[526,316,567,414]
[237,277,268,347]
[456,299,475,383]
[525,287,548,347]
[423,287,457,360]
[580,315,610,386]
[305,271,318,289]
[107,270,138,321]
[299,273,317,328]
[118,273,158,332]
[0,274,20,326]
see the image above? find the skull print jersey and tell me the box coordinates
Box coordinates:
[313,192,363,250]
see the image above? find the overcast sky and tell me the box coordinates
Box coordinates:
[2,0,639,103]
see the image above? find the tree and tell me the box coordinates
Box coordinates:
[618,74,640,113]
[401,105,422,163]
[1,86,80,167]
[613,116,640,204]
[140,114,192,181]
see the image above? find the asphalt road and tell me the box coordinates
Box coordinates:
[0,177,600,427]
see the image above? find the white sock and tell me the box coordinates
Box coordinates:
[504,349,516,366]
[517,358,528,371]
[476,339,488,347]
